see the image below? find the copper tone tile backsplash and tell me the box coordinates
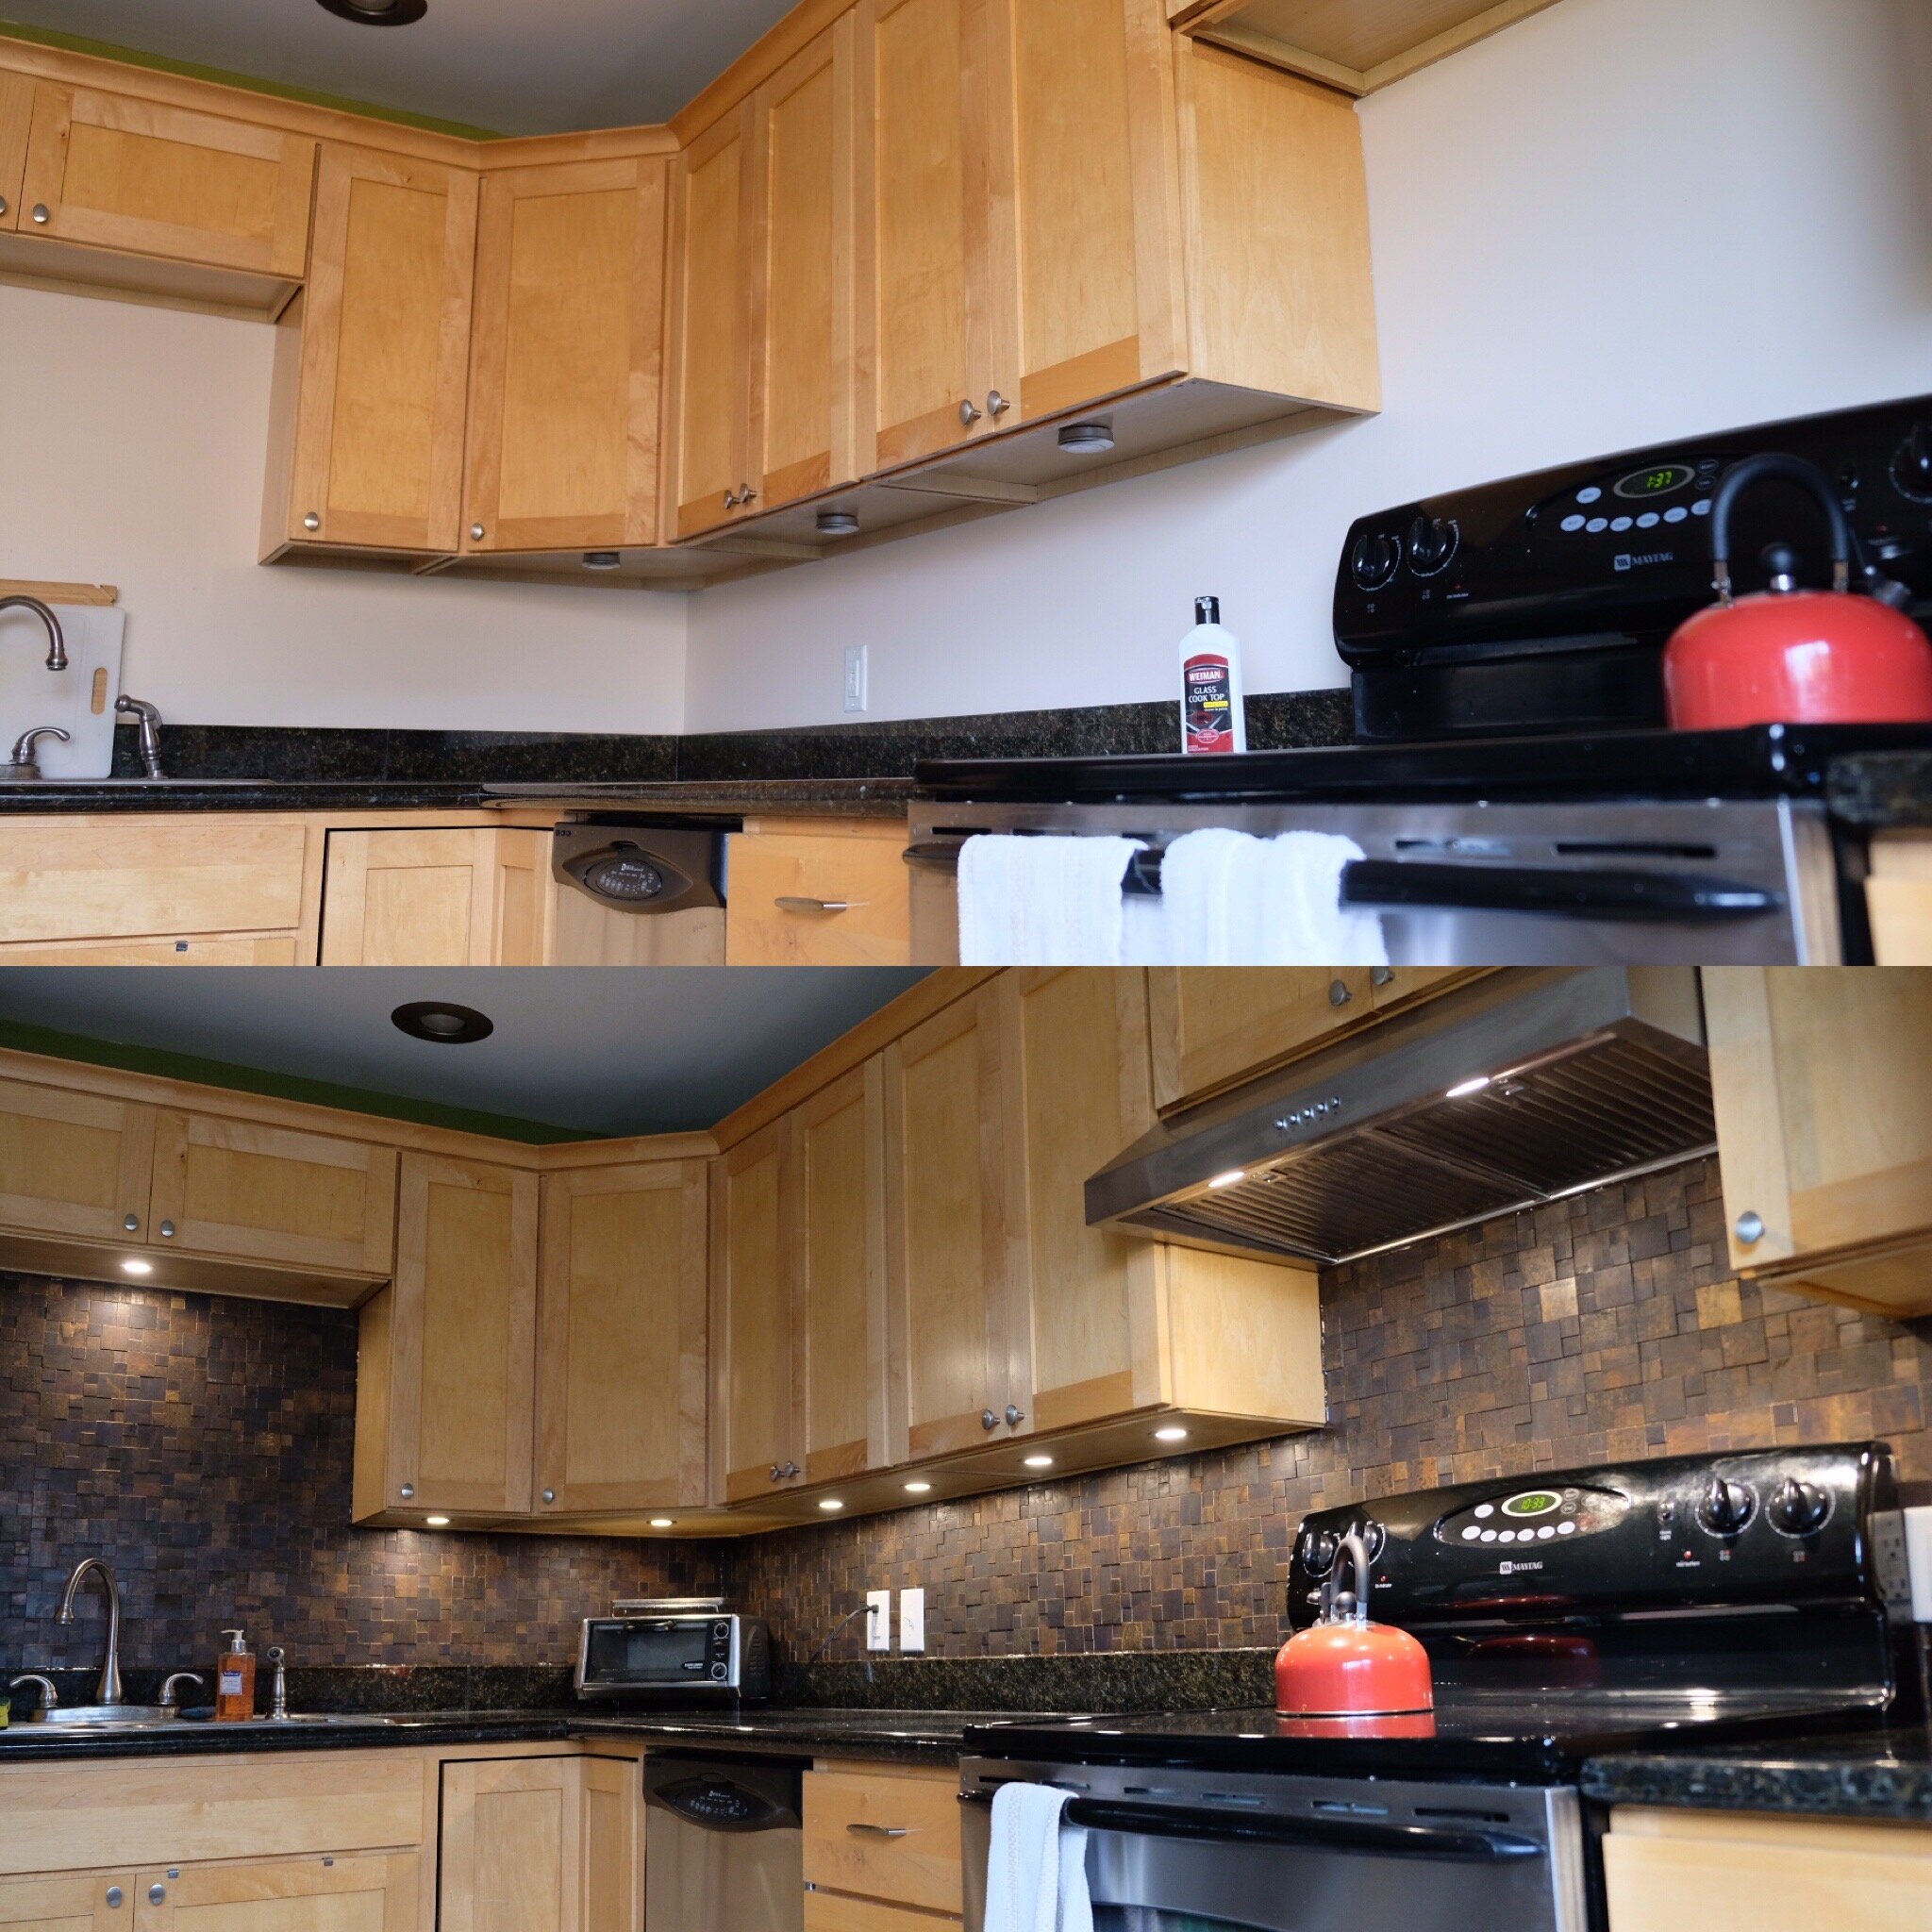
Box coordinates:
[2,1157,1924,1674]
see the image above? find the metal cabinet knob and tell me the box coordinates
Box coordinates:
[724,490,740,509]
[959,399,982,426]
[1735,1211,1765,1245]
[1005,1405,1025,1426]
[847,1823,911,1839]
[148,1887,166,1907]
[469,523,486,541]
[981,1409,998,1430]
[159,1221,175,1239]
[542,1489,556,1504]
[124,1213,140,1232]
[774,896,863,915]
[1329,977,1353,1008]
[399,1483,415,1500]
[31,205,49,225]
[105,1889,124,1909]
[303,512,322,532]
[740,486,758,506]
[987,391,1010,419]
[0,196,8,219]
[1372,967,1395,988]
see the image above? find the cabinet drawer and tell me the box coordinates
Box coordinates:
[0,934,301,964]
[0,819,311,945]
[725,830,910,965]
[803,1770,961,1914]
[806,1893,960,1932]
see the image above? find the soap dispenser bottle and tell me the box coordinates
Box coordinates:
[215,1629,256,1721]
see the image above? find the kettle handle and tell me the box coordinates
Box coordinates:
[1708,452,1852,603]
[1323,1529,1374,1625]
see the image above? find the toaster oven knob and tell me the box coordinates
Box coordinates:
[714,1622,731,1639]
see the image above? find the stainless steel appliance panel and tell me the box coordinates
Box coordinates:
[644,1757,805,1932]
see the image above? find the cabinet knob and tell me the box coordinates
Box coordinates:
[1329,977,1353,1008]
[1372,967,1395,988]
[1005,1405,1025,1426]
[124,1213,140,1232]
[0,196,8,219]
[1735,1211,1765,1245]
[724,490,741,509]
[470,523,486,542]
[105,1890,124,1909]
[399,1483,415,1500]
[981,1409,998,1431]
[740,485,758,506]
[303,511,322,532]
[987,391,1010,419]
[959,400,982,426]
[31,205,49,225]
[774,896,863,915]
[159,1221,175,1239]
[148,1887,166,1907]
[542,1489,556,1504]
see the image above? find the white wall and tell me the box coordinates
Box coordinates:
[0,281,688,732]
[684,0,1932,733]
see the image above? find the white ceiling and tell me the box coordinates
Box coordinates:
[0,968,928,1136]
[0,0,799,135]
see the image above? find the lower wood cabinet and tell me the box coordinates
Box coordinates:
[724,824,914,966]
[1603,1807,1932,1932]
[1867,832,1932,964]
[804,1764,963,1924]
[140,1852,418,1932]
[321,828,553,966]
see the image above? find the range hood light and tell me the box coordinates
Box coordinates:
[121,1258,153,1275]
[649,1518,675,1529]
[1207,1169,1247,1190]
[1445,1075,1493,1099]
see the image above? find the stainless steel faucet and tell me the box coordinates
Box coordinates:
[0,725,69,782]
[114,695,164,778]
[266,1644,290,1720]
[0,595,67,673]
[56,1558,125,1707]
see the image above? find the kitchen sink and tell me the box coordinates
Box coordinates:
[0,1708,407,1738]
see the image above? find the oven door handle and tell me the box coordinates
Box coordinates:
[1339,858,1784,923]
[1058,1796,1544,1863]
[904,840,968,874]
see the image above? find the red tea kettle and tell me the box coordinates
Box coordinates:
[1274,1531,1434,1718]
[1663,452,1932,729]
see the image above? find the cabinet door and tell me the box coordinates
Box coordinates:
[379,1154,539,1518]
[275,144,477,554]
[149,1111,396,1279]
[579,1757,641,1932]
[0,1874,135,1932]
[668,105,755,539]
[0,1078,154,1244]
[748,16,859,512]
[440,1758,580,1932]
[797,1061,888,1483]
[857,0,1000,471]
[464,158,668,554]
[20,87,313,276]
[883,983,1013,1458]
[537,1161,708,1515]
[1148,969,1374,1111]
[321,829,551,966]
[1000,969,1163,1433]
[710,1119,800,1503]
[0,73,31,234]
[995,0,1183,423]
[136,1855,417,1932]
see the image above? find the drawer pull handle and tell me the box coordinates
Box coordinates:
[775,896,866,915]
[848,1824,911,1839]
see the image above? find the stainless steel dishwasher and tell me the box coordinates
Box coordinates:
[643,1757,805,1932]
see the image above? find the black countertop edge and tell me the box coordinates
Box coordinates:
[1828,751,1932,829]
[1579,1730,1932,1824]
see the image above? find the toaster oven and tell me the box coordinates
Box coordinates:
[575,1599,772,1705]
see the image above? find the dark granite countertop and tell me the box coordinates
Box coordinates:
[1828,751,1932,829]
[1582,1728,1932,1824]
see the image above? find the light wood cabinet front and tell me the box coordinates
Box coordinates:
[803,1766,964,1917]
[883,984,1013,1458]
[1148,968,1375,1111]
[0,73,31,233]
[136,1854,418,1932]
[463,158,669,554]
[358,1153,539,1520]
[537,1160,708,1514]
[724,828,913,966]
[321,828,552,966]
[19,86,313,276]
[711,1118,799,1502]
[149,1110,396,1279]
[268,143,477,556]
[440,1757,604,1932]
[0,1873,134,1932]
[1867,832,1932,964]
[0,1078,154,1245]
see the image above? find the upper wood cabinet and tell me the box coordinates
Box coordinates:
[263,144,477,558]
[1705,967,1932,1317]
[1148,968,1376,1111]
[356,1152,540,1522]
[711,1117,799,1503]
[0,1077,154,1246]
[320,828,553,967]
[537,1159,708,1516]
[462,157,670,556]
[0,73,30,233]
[19,86,313,279]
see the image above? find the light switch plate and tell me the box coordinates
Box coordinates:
[866,1589,891,1652]
[843,643,868,713]
[1904,1506,1932,1621]
[899,1587,925,1654]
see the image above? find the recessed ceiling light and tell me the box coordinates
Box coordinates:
[391,1001,493,1046]
[903,1481,932,1495]
[425,1515,451,1527]
[1208,1170,1247,1190]
[1023,1454,1054,1470]
[316,0,429,25]
[121,1258,153,1276]
[649,1518,675,1529]
[1154,1425,1190,1442]
[1446,1075,1492,1099]
[818,1498,844,1512]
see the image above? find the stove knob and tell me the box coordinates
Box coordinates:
[1350,529,1402,592]
[1766,1476,1829,1537]
[1298,1527,1338,1577]
[1361,1521,1388,1563]
[1696,1474,1756,1538]
[1406,515,1459,577]
[1891,422,1932,503]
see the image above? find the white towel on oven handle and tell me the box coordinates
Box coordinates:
[957,834,1147,965]
[983,1782,1093,1932]
[1157,828,1388,965]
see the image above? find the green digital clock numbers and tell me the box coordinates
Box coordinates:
[1613,463,1695,500]
[1502,1491,1560,1518]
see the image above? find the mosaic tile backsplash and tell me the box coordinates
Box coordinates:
[2,1157,1924,1676]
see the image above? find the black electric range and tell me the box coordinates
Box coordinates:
[958,1445,1918,1932]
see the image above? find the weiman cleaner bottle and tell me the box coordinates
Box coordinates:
[1179,596,1247,755]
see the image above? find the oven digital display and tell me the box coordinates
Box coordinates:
[1502,1491,1560,1518]
[1613,462,1695,499]
[586,1622,712,1679]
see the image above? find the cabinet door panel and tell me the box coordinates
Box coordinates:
[0,74,32,234]
[280,144,476,553]
[440,1758,578,1932]
[0,1079,154,1244]
[21,86,312,275]
[711,1121,798,1502]
[0,1873,134,1932]
[671,108,753,538]
[1148,969,1373,1111]
[537,1161,708,1514]
[136,1854,417,1932]
[884,986,1009,1458]
[321,829,550,967]
[465,158,667,552]
[149,1111,396,1279]
[798,1061,888,1482]
[385,1154,538,1517]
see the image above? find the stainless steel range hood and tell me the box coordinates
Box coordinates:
[1089,968,1713,1266]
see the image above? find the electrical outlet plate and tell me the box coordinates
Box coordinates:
[1905,1506,1932,1622]
[866,1588,891,1652]
[843,643,868,713]
[899,1587,925,1654]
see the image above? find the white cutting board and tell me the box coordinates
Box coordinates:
[0,602,125,778]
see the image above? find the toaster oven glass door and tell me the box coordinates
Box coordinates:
[586,1621,714,1683]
